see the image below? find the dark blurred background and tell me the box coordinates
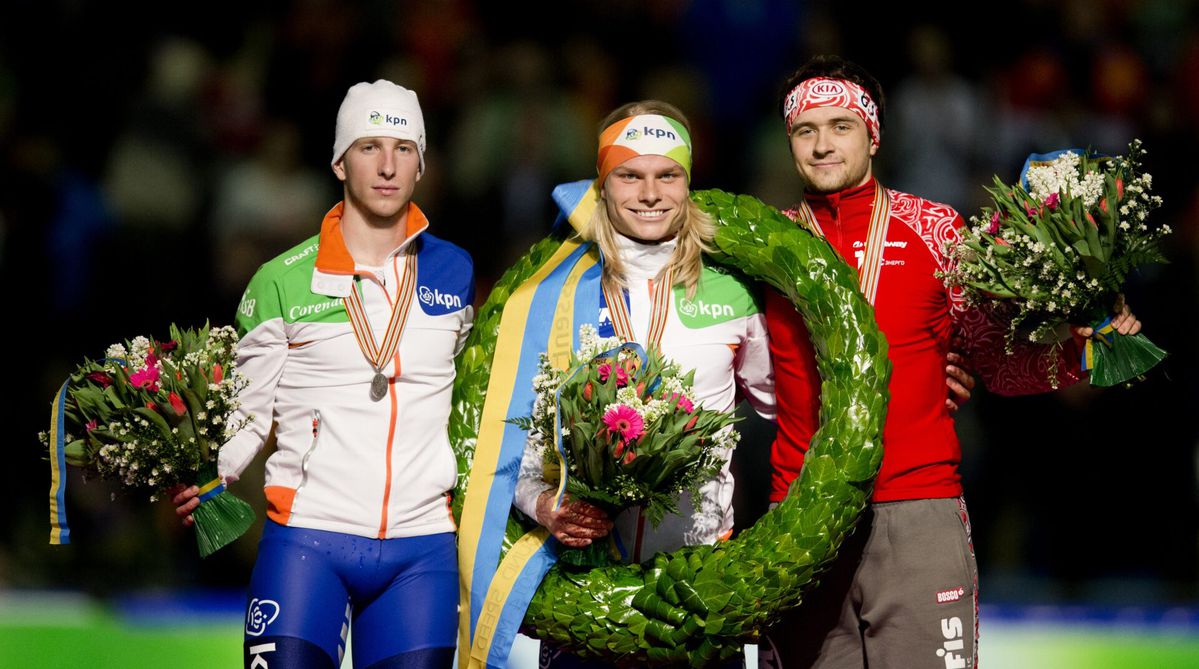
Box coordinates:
[5,0,1197,616]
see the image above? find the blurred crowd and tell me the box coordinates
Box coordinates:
[3,0,1196,606]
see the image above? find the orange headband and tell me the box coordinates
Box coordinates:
[596,114,693,184]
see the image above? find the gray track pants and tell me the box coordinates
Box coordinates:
[759,497,978,669]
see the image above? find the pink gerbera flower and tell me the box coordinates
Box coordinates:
[129,365,160,392]
[602,405,645,442]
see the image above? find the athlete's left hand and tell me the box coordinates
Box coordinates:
[168,484,199,527]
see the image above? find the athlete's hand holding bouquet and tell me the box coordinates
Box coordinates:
[43,323,255,557]
[511,324,741,567]
[942,140,1168,386]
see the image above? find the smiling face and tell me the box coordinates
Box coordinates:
[788,105,876,194]
[333,136,422,223]
[601,154,689,242]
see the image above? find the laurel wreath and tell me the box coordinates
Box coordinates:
[449,190,890,667]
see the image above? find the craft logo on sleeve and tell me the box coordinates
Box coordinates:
[245,598,281,637]
[936,616,969,669]
[419,285,462,310]
[283,242,318,266]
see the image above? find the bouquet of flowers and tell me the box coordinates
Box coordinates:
[942,140,1169,386]
[43,323,255,557]
[512,324,740,566]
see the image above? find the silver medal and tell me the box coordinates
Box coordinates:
[370,372,388,401]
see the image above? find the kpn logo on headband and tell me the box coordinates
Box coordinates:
[625,123,678,144]
[368,110,409,127]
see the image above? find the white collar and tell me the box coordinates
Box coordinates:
[612,233,677,282]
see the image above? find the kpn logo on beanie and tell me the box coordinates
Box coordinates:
[368,110,409,128]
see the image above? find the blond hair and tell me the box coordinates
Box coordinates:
[586,100,714,298]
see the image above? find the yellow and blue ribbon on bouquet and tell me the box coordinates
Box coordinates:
[48,381,71,545]
[197,478,227,503]
[457,180,610,668]
[1081,316,1116,371]
[48,358,127,545]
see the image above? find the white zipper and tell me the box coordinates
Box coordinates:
[291,409,322,519]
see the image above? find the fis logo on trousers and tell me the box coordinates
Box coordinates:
[936,616,970,668]
[419,285,462,311]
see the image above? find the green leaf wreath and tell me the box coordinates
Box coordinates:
[449,191,891,666]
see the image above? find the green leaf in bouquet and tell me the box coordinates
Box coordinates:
[1027,218,1071,269]
[101,384,127,410]
[1035,210,1071,254]
[1102,173,1119,254]
[1084,208,1106,264]
[64,439,88,465]
[132,406,172,437]
[71,385,109,418]
[176,411,198,446]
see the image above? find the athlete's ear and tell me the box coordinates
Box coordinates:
[332,158,347,182]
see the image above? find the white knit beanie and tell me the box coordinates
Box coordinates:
[331,80,426,172]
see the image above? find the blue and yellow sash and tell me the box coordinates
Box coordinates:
[457,180,608,668]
